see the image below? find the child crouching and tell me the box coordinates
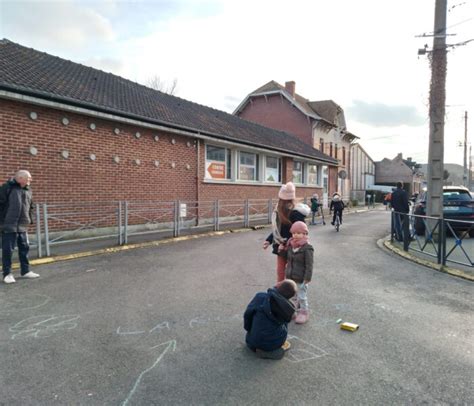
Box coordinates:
[243,279,297,360]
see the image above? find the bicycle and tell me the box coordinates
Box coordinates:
[331,211,341,232]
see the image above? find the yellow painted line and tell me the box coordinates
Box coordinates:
[11,230,231,269]
[383,240,474,282]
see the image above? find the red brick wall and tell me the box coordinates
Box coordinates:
[1,99,198,203]
[238,95,313,146]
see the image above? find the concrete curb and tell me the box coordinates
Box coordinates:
[379,237,474,282]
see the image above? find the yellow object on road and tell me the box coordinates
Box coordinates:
[340,322,359,332]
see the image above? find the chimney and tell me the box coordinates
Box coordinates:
[285,81,295,98]
[407,157,412,162]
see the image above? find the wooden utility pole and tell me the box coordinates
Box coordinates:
[426,0,447,218]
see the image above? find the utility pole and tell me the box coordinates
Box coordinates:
[463,111,468,187]
[426,0,447,218]
[469,144,472,190]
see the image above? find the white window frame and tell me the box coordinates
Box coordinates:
[205,144,231,180]
[238,151,259,182]
[264,155,281,183]
[292,160,304,184]
[307,163,318,186]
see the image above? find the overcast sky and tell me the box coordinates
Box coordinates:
[1,0,473,165]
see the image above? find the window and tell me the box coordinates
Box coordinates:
[265,156,281,182]
[293,160,304,184]
[335,144,338,160]
[329,143,333,157]
[320,138,324,153]
[342,147,346,165]
[307,164,318,185]
[239,151,258,181]
[205,144,230,179]
[322,165,328,193]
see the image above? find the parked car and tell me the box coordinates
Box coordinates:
[413,186,474,236]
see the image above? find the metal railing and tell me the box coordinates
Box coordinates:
[28,199,281,257]
[391,211,474,268]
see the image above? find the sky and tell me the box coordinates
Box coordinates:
[1,0,473,166]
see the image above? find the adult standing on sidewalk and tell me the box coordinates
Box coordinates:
[0,170,40,284]
[391,181,410,241]
[263,182,310,283]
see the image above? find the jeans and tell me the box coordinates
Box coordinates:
[332,210,343,224]
[311,210,317,224]
[2,232,30,277]
[297,282,309,310]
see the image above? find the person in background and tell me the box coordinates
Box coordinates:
[310,193,320,225]
[330,192,345,225]
[263,182,310,283]
[0,170,40,284]
[391,181,410,241]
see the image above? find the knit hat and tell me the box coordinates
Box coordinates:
[278,182,296,200]
[332,193,341,202]
[290,221,308,234]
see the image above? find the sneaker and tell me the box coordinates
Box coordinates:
[21,271,40,279]
[3,274,16,284]
[331,221,334,225]
[295,309,309,324]
[255,348,285,360]
[281,340,291,351]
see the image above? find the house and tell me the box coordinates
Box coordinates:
[350,143,375,203]
[0,40,337,209]
[375,153,424,195]
[234,80,359,202]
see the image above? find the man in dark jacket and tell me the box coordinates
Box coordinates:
[244,279,297,360]
[391,181,410,241]
[0,170,39,284]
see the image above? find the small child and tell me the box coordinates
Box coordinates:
[310,193,320,225]
[330,192,345,225]
[280,221,314,324]
[243,279,297,360]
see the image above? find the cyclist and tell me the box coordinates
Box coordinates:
[330,192,345,226]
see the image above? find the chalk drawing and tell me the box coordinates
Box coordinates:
[116,327,146,335]
[122,340,177,406]
[189,314,240,328]
[285,335,328,363]
[9,314,80,340]
[149,322,170,333]
[0,294,51,315]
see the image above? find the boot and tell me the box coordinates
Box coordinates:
[295,309,309,324]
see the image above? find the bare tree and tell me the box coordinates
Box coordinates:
[146,75,178,95]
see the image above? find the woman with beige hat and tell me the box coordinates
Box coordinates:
[263,182,310,283]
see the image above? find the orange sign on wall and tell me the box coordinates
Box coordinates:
[206,162,226,179]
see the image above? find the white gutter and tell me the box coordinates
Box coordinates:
[0,89,335,165]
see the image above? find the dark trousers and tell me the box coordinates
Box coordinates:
[2,232,30,277]
[332,209,343,224]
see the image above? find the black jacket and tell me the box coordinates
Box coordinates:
[391,187,409,213]
[266,209,307,252]
[244,288,295,351]
[0,180,34,232]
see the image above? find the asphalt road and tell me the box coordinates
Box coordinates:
[0,210,472,405]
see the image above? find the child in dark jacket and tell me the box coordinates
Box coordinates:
[280,221,314,324]
[330,192,345,225]
[244,279,297,360]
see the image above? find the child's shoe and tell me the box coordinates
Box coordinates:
[255,348,285,360]
[295,309,309,324]
[281,340,291,351]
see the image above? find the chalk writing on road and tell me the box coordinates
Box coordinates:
[9,314,80,340]
[0,294,51,315]
[285,335,328,363]
[121,340,177,406]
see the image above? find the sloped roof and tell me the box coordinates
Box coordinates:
[0,39,337,164]
[307,100,343,126]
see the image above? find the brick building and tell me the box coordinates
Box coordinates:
[0,40,337,207]
[233,80,359,202]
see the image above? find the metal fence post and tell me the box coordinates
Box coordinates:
[177,200,181,237]
[244,199,249,228]
[268,199,273,224]
[118,201,123,245]
[35,204,42,258]
[215,200,220,232]
[173,201,178,237]
[124,201,128,245]
[438,218,445,265]
[43,203,50,257]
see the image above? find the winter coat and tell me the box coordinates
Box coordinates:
[391,187,409,214]
[0,180,34,233]
[310,197,320,212]
[266,205,309,254]
[330,199,344,212]
[244,288,296,352]
[283,243,314,283]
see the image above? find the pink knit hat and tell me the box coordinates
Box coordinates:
[290,221,308,234]
[278,182,296,200]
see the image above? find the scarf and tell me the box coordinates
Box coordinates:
[288,235,309,249]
